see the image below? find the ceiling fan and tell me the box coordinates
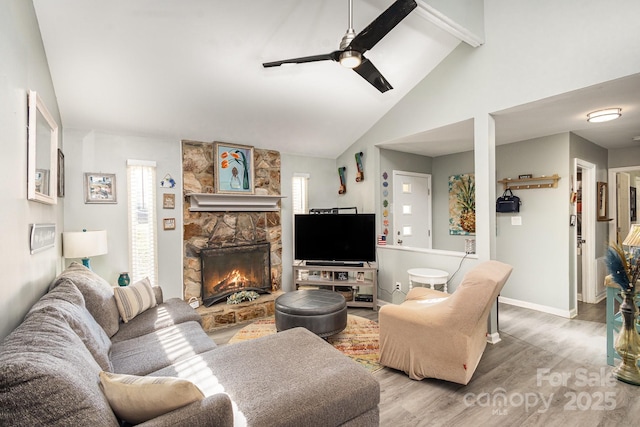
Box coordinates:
[262,0,418,93]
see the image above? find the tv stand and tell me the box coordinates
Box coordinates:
[293,261,377,311]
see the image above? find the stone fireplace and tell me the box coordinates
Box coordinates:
[182,140,282,330]
[201,242,271,306]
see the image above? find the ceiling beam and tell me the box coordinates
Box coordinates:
[415,0,484,47]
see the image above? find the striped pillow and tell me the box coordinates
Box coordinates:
[99,371,204,424]
[113,277,157,323]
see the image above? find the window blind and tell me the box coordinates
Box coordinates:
[292,174,309,215]
[127,161,158,286]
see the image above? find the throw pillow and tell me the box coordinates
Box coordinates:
[113,277,157,323]
[99,371,204,424]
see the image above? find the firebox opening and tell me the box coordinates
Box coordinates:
[201,242,271,307]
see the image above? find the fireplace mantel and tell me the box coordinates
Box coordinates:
[187,193,285,212]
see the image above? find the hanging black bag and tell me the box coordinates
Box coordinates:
[496,188,521,213]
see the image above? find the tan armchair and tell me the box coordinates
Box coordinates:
[379,260,513,385]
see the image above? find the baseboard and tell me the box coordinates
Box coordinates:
[486,332,501,344]
[499,296,573,318]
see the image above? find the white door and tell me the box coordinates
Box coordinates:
[575,159,597,306]
[392,171,432,248]
[617,172,631,243]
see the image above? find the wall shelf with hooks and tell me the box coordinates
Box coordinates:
[497,174,561,190]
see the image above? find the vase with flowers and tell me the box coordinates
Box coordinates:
[605,242,640,385]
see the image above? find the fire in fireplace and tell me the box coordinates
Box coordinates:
[201,242,271,306]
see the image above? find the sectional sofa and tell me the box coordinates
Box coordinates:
[0,262,379,426]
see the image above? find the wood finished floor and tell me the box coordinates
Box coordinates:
[208,302,639,427]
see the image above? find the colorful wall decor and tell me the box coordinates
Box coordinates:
[355,151,364,182]
[381,171,390,244]
[448,173,476,235]
[214,142,254,194]
[338,167,347,194]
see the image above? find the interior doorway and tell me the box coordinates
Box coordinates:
[574,159,597,308]
[608,166,640,246]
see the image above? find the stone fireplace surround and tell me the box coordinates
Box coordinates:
[182,140,282,331]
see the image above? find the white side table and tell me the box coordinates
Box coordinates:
[408,268,449,293]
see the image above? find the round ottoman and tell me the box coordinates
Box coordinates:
[275,289,347,337]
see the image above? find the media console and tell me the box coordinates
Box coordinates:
[292,261,377,311]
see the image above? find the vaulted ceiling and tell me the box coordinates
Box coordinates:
[33,1,640,160]
[32,0,469,158]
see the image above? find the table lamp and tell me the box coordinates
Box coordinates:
[62,229,108,269]
[623,224,640,248]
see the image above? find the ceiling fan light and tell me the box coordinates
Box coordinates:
[587,108,622,123]
[339,50,362,69]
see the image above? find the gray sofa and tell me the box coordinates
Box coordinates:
[0,263,379,426]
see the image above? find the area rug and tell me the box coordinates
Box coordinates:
[228,314,382,373]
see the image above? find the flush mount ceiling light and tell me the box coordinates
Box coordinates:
[587,108,622,123]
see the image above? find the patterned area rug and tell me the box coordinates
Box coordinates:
[228,314,381,373]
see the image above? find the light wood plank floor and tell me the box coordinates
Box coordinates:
[208,303,639,426]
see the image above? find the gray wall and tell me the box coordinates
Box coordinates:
[281,153,337,292]
[0,0,64,340]
[432,150,475,251]
[62,129,184,299]
[609,147,640,168]
[495,134,571,309]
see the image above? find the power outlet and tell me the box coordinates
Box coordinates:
[395,282,402,291]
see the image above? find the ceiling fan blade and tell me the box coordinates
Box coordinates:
[262,52,339,68]
[353,57,393,93]
[348,0,417,54]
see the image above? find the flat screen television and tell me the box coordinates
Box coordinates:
[294,213,376,265]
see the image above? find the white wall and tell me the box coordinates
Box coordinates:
[0,0,63,340]
[62,129,184,299]
[336,0,640,315]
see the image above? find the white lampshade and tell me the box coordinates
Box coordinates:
[63,230,108,259]
[623,224,640,247]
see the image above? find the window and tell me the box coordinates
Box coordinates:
[127,160,158,285]
[292,174,309,215]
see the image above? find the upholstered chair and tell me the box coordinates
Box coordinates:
[379,260,513,385]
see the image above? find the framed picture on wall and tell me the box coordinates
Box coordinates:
[84,173,116,204]
[163,218,176,230]
[214,142,254,194]
[163,193,175,209]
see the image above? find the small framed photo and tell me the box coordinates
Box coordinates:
[518,174,533,179]
[163,193,175,209]
[356,271,365,282]
[321,271,332,280]
[335,271,349,281]
[214,142,255,194]
[84,173,116,204]
[163,218,176,230]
